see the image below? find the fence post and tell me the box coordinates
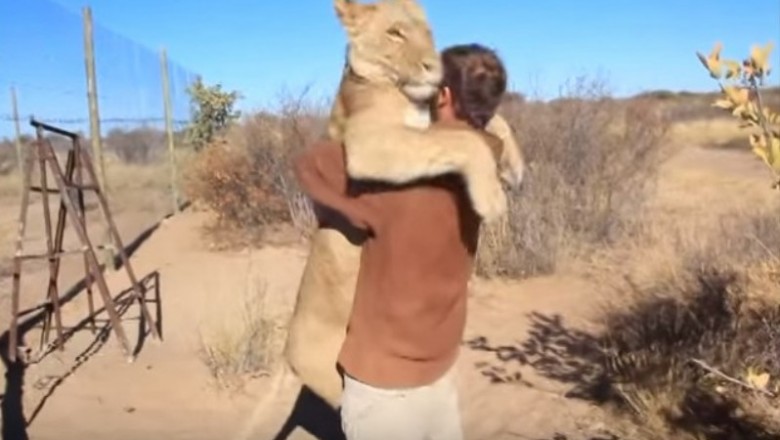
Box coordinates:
[82,6,113,266]
[159,47,180,214]
[82,6,107,195]
[10,86,23,178]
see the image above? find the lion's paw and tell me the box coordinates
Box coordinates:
[468,173,508,223]
[500,161,525,190]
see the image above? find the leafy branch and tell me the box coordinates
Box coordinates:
[696,41,780,188]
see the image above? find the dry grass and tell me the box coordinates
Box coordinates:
[477,78,673,278]
[0,142,18,177]
[0,139,184,216]
[669,117,761,150]
[650,86,780,151]
[0,169,22,200]
[0,141,190,282]
[102,154,180,214]
[0,221,11,278]
[197,276,284,393]
[634,86,780,123]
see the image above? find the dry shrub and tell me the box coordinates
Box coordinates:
[184,90,323,244]
[477,77,672,278]
[198,281,283,392]
[597,207,780,440]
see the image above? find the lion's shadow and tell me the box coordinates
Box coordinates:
[271,385,345,440]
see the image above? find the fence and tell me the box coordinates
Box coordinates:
[0,0,200,248]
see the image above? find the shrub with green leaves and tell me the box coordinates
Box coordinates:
[186,77,242,151]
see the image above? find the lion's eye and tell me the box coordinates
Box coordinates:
[386,27,405,40]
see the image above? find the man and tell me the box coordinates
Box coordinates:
[293,43,509,439]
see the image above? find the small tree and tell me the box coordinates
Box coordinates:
[186,77,242,151]
[696,41,779,188]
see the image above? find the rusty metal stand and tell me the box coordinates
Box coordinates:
[7,119,161,364]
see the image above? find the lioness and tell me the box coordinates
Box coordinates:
[283,0,524,409]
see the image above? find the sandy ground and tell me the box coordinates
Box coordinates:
[0,142,772,440]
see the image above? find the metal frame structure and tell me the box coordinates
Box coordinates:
[7,119,161,363]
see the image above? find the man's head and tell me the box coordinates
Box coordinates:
[433,44,508,130]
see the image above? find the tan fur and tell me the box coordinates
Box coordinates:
[283,223,362,407]
[284,0,525,409]
[486,114,525,188]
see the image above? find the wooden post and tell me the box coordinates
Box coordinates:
[82,6,113,266]
[159,48,180,214]
[10,86,23,177]
[82,6,107,195]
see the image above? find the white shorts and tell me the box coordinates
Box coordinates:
[339,367,463,440]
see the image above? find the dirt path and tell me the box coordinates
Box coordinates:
[0,209,617,440]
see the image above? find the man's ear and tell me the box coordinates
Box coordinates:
[334,0,376,35]
[438,86,453,108]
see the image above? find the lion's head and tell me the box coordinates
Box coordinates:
[335,0,443,103]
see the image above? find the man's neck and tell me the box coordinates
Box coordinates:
[434,115,472,129]
[434,105,458,123]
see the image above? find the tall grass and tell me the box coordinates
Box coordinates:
[477,78,673,278]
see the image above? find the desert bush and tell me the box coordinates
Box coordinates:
[198,280,282,392]
[477,77,672,278]
[184,89,323,242]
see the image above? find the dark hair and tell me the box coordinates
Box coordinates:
[440,44,508,130]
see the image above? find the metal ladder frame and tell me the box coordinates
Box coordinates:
[7,119,161,363]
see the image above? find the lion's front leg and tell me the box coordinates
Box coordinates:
[342,120,508,222]
[485,114,525,189]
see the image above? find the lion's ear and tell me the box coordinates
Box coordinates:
[394,0,426,21]
[334,0,353,22]
[334,0,375,35]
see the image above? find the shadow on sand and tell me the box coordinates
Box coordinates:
[467,271,780,440]
[0,216,168,440]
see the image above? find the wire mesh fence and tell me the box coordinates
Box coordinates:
[0,0,199,251]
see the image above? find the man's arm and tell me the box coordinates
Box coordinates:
[293,140,376,231]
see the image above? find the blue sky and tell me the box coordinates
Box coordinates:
[1,0,779,137]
